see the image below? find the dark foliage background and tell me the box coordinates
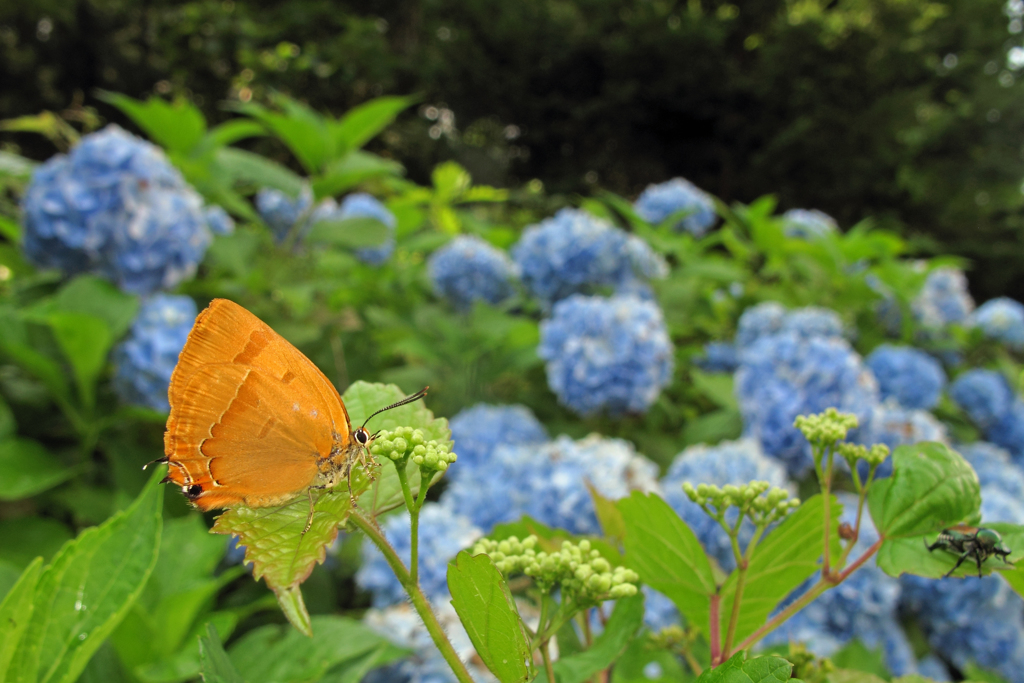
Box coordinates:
[3,0,1024,299]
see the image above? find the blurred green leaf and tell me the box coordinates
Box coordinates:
[306,216,390,248]
[97,92,206,153]
[690,370,738,410]
[448,551,532,683]
[0,150,36,180]
[215,147,305,196]
[312,151,405,199]
[693,652,791,683]
[619,492,716,637]
[198,623,247,683]
[48,311,113,410]
[681,409,743,448]
[0,517,73,567]
[0,393,14,440]
[962,662,1011,683]
[53,275,140,340]
[587,482,626,545]
[0,335,72,404]
[201,120,266,151]
[230,98,331,173]
[611,632,691,683]
[718,495,839,645]
[0,557,42,680]
[7,474,163,683]
[553,594,643,683]
[432,161,472,201]
[320,642,411,683]
[331,96,414,155]
[830,640,889,679]
[0,438,77,500]
[0,215,21,242]
[869,442,983,577]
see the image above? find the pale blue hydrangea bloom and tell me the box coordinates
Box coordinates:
[989,400,1024,465]
[900,485,1024,683]
[255,185,312,243]
[958,442,1024,500]
[660,438,791,571]
[21,125,213,295]
[642,587,679,632]
[736,332,879,477]
[912,267,975,329]
[949,369,1015,430]
[112,294,197,411]
[972,297,1024,349]
[538,294,674,416]
[736,302,787,349]
[324,193,398,266]
[855,402,948,478]
[428,235,519,310]
[633,177,717,236]
[780,307,845,341]
[356,503,482,607]
[442,433,661,534]
[865,345,946,410]
[916,655,952,682]
[781,209,838,240]
[448,403,548,478]
[695,342,739,373]
[764,494,916,676]
[511,208,667,304]
[203,206,235,236]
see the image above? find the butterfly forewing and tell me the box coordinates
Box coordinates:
[164,299,353,510]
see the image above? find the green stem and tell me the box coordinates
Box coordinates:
[731,578,828,655]
[393,461,419,582]
[821,446,835,576]
[349,510,475,683]
[540,639,556,683]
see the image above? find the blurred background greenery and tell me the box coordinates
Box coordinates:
[3,0,1024,300]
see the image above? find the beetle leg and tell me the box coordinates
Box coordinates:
[975,550,984,578]
[944,551,971,578]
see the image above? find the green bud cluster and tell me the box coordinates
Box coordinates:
[837,442,890,468]
[682,480,800,526]
[369,427,457,472]
[794,408,858,447]
[472,536,639,603]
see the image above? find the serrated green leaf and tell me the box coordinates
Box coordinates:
[230,99,331,173]
[214,147,305,196]
[447,551,531,683]
[553,594,644,683]
[228,615,392,682]
[312,151,405,199]
[718,495,839,645]
[331,96,414,155]
[8,474,163,683]
[0,438,77,500]
[695,652,792,683]
[869,443,982,577]
[97,91,207,153]
[0,557,42,679]
[619,492,716,637]
[48,311,113,410]
[54,275,140,341]
[305,216,390,248]
[198,623,247,683]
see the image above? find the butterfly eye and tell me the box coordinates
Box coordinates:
[184,484,203,499]
[355,428,371,446]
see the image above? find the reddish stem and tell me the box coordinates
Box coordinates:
[836,537,883,582]
[709,592,722,665]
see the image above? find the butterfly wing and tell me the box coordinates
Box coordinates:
[164,299,353,510]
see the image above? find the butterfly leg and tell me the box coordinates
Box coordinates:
[302,488,315,536]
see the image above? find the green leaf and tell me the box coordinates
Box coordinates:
[718,495,839,645]
[54,275,140,340]
[0,215,21,243]
[830,640,890,680]
[198,623,247,683]
[8,474,163,683]
[611,633,691,683]
[97,91,207,153]
[962,662,1010,683]
[432,161,472,201]
[320,642,411,683]
[48,311,113,410]
[828,671,888,683]
[694,652,792,683]
[0,150,36,181]
[312,151,405,199]
[214,147,305,196]
[228,615,393,682]
[305,216,390,248]
[201,120,266,150]
[869,442,982,577]
[690,370,738,410]
[331,96,414,155]
[681,409,743,448]
[231,99,331,173]
[0,335,72,404]
[0,557,42,680]
[0,393,15,440]
[587,482,626,545]
[0,518,72,568]
[447,551,531,683]
[459,185,509,203]
[0,438,77,500]
[619,492,716,637]
[553,594,644,683]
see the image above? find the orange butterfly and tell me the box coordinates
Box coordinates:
[152,298,424,526]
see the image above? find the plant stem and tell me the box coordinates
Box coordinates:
[349,510,475,683]
[540,639,556,683]
[709,592,721,664]
[732,579,828,655]
[837,538,882,581]
[393,462,420,583]
[582,609,594,647]
[821,446,835,576]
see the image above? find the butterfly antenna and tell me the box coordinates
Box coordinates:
[360,387,429,430]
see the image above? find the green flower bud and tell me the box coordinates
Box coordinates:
[610,584,638,598]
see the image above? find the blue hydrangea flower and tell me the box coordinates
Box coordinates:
[21,125,213,295]
[973,297,1024,349]
[443,433,660,534]
[989,400,1024,465]
[203,206,234,236]
[915,655,952,682]
[255,185,312,243]
[356,503,482,608]
[112,294,197,411]
[912,267,975,329]
[538,294,674,416]
[958,442,1024,500]
[736,332,879,477]
[643,587,680,632]
[781,209,838,240]
[695,342,739,373]
[339,193,397,266]
[736,302,787,349]
[764,494,915,676]
[856,403,948,478]
[780,307,845,341]
[900,484,1024,683]
[428,236,519,310]
[511,209,667,304]
[949,369,1015,430]
[660,438,791,571]
[865,345,946,410]
[448,403,548,479]
[633,178,717,236]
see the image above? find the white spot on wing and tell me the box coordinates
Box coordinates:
[293,402,301,412]
[310,409,319,418]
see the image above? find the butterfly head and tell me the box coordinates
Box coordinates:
[354,426,373,448]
